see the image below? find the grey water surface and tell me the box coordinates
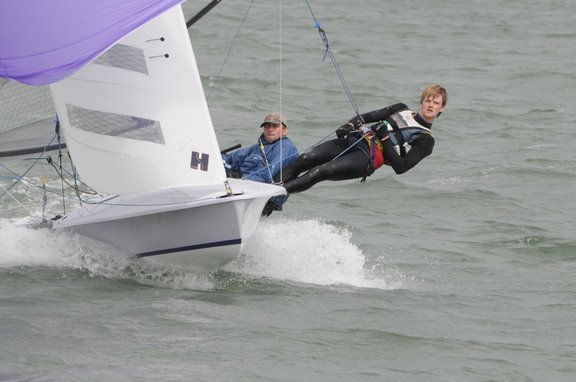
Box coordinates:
[1,0,575,380]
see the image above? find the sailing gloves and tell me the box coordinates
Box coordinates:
[336,120,390,140]
[336,123,354,139]
[336,115,367,138]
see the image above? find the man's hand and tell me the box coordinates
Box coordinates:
[335,123,353,139]
[371,121,390,140]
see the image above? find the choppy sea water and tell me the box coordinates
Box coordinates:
[1,0,576,381]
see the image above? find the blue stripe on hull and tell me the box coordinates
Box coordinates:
[135,238,242,258]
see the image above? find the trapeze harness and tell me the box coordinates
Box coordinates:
[351,109,433,180]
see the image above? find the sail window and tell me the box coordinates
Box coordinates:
[66,104,165,144]
[0,79,61,157]
[94,44,148,75]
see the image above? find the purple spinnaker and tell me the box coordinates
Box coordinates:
[0,0,182,85]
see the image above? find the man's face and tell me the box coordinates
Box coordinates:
[262,123,286,143]
[419,95,445,122]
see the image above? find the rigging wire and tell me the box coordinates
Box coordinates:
[0,122,97,218]
[278,0,283,112]
[277,0,284,183]
[215,0,366,179]
[258,137,275,182]
[205,0,290,183]
[304,0,362,122]
[288,0,374,164]
[1,3,364,212]
[205,0,256,101]
[0,132,59,201]
[0,182,34,214]
[45,157,97,196]
[55,119,66,213]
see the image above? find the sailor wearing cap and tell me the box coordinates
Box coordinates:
[222,112,298,214]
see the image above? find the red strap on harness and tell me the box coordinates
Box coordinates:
[361,133,384,181]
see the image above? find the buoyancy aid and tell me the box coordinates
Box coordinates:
[371,110,433,157]
[347,109,433,180]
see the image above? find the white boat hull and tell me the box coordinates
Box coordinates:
[52,179,285,271]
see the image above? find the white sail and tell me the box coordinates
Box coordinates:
[50,5,226,195]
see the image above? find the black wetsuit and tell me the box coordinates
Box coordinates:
[278,103,435,194]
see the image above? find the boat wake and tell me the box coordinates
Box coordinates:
[227,216,403,290]
[0,218,218,289]
[0,217,403,290]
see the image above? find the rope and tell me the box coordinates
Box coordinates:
[205,1,365,182]
[239,0,368,180]
[0,119,99,219]
[300,0,371,164]
[258,137,275,182]
[331,130,370,161]
[45,157,97,196]
[205,0,256,101]
[208,0,291,184]
[0,183,34,214]
[243,142,300,181]
[278,0,284,183]
[304,0,362,120]
[55,119,66,213]
[0,132,59,200]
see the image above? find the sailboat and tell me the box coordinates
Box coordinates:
[0,1,285,271]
